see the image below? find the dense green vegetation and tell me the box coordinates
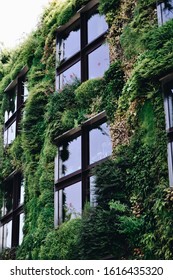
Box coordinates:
[0,0,173,259]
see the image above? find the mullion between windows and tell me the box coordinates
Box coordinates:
[81,126,89,207]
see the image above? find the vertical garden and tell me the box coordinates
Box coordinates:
[0,0,173,259]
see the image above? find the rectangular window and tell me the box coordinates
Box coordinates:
[0,173,24,251]
[54,112,112,225]
[56,1,109,90]
[4,66,28,146]
[157,1,173,25]
[161,73,173,186]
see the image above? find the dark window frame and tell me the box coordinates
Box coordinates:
[54,111,112,224]
[161,73,173,187]
[56,1,109,89]
[0,172,24,249]
[4,66,28,146]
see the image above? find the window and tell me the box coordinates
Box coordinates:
[161,73,173,186]
[157,0,173,25]
[56,0,109,90]
[54,111,112,225]
[4,66,28,146]
[0,173,24,251]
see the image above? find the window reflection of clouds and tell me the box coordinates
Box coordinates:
[88,44,110,79]
[88,13,108,43]
[89,122,112,164]
[62,182,82,221]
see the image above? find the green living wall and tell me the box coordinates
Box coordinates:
[0,0,173,260]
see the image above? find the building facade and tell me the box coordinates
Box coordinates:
[1,0,173,260]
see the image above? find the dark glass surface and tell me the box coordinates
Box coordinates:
[89,122,112,164]
[4,181,13,213]
[167,88,173,128]
[88,43,109,79]
[58,136,81,178]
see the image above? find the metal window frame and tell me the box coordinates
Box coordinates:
[54,111,111,225]
[56,2,108,89]
[0,172,24,249]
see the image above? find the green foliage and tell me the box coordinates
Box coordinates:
[0,248,16,260]
[39,219,82,259]
[79,205,129,259]
[98,0,120,15]
[102,61,125,119]
[75,78,104,110]
[0,0,173,261]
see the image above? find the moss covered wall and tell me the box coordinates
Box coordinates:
[0,0,173,259]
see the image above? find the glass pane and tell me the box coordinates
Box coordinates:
[157,1,173,25]
[88,13,108,43]
[57,28,80,62]
[23,82,29,101]
[62,181,82,221]
[58,136,81,178]
[4,129,7,146]
[58,61,80,89]
[9,111,12,119]
[90,176,97,207]
[54,151,59,183]
[4,111,8,122]
[88,44,109,79]
[19,179,25,205]
[4,181,13,213]
[167,88,173,128]
[0,226,3,251]
[58,189,63,224]
[3,220,12,248]
[89,122,112,164]
[9,88,17,113]
[19,213,24,245]
[8,120,16,144]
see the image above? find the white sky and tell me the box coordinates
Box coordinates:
[0,0,51,49]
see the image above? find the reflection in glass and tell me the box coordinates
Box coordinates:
[58,136,81,178]
[19,179,25,205]
[90,176,97,207]
[7,121,16,144]
[89,122,112,164]
[0,226,2,251]
[88,13,108,43]
[3,220,12,249]
[88,44,109,79]
[4,111,8,122]
[157,1,173,25]
[58,61,80,89]
[19,213,24,245]
[62,182,82,221]
[4,182,13,213]
[58,28,80,62]
[166,88,173,129]
[23,82,29,101]
[4,129,7,146]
